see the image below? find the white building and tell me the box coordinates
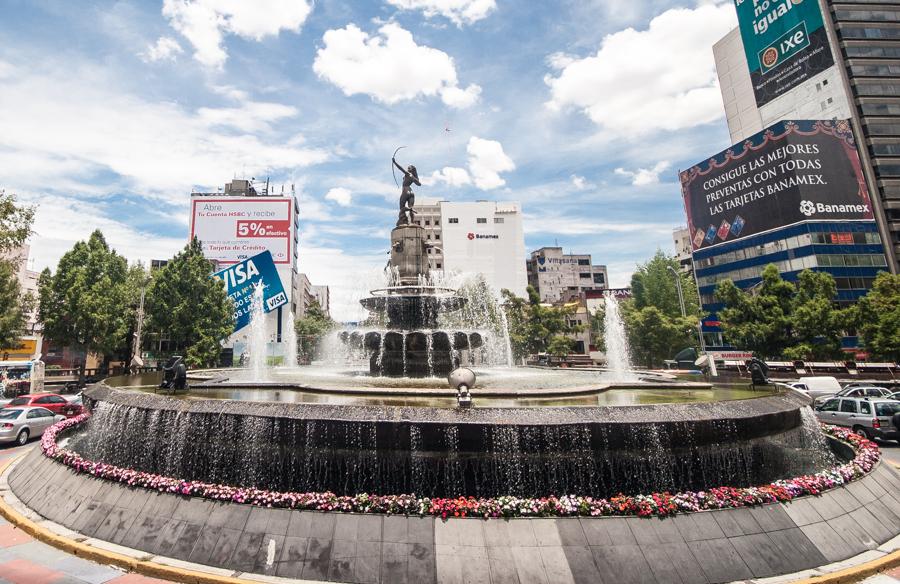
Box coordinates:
[672,227,693,273]
[189,179,302,363]
[713,27,851,144]
[311,285,330,317]
[412,198,527,296]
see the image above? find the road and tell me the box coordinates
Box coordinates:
[874,436,900,468]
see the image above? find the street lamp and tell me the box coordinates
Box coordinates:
[667,265,717,376]
[666,266,686,318]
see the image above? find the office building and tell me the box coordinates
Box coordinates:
[713,0,900,271]
[672,227,694,273]
[311,285,330,317]
[412,198,528,296]
[526,247,608,303]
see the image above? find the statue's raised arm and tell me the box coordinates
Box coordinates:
[393,151,421,226]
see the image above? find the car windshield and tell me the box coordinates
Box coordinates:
[0,409,22,420]
[8,398,30,406]
[875,402,900,417]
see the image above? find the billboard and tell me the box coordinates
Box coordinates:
[214,251,288,332]
[680,119,873,251]
[734,0,834,107]
[190,197,293,265]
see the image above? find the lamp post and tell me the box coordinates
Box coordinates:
[667,265,717,377]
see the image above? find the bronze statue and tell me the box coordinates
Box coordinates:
[392,149,420,226]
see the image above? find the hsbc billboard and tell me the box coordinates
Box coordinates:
[190,197,294,265]
[680,120,874,251]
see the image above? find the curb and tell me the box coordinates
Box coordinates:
[0,453,259,584]
[791,550,900,584]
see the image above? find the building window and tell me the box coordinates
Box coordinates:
[436,263,442,269]
[476,218,487,224]
[579,273,591,279]
[494,217,504,223]
[449,218,459,223]
[577,259,590,265]
[435,234,440,240]
[594,273,605,284]
[425,219,430,226]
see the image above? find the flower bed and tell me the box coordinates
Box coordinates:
[41,413,880,520]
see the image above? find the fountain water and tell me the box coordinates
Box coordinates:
[282,309,299,368]
[247,283,268,379]
[603,292,639,381]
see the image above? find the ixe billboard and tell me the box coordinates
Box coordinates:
[734,0,834,107]
[680,120,873,251]
[190,197,293,265]
[214,251,288,332]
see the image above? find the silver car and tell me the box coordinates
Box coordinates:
[0,407,64,446]
[814,397,900,442]
[813,386,892,406]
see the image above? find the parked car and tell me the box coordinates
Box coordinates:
[888,391,900,401]
[813,385,892,405]
[3,393,84,418]
[814,397,900,442]
[787,376,842,401]
[0,407,65,446]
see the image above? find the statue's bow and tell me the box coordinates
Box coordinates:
[391,146,405,188]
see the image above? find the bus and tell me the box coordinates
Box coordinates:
[0,360,45,397]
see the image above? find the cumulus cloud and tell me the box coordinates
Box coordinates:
[140,36,184,63]
[385,0,497,26]
[570,174,591,190]
[614,161,672,186]
[467,137,514,190]
[427,166,472,187]
[161,0,313,68]
[0,59,328,200]
[545,1,737,135]
[325,187,353,207]
[313,23,480,108]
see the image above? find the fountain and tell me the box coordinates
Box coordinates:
[7,156,897,584]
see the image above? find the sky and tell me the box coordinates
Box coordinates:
[0,0,741,320]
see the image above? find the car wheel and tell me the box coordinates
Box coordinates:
[15,429,28,446]
[852,425,872,440]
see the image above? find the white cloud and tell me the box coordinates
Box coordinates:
[467,137,514,190]
[296,241,388,322]
[19,193,186,273]
[140,36,184,63]
[545,1,736,135]
[427,166,471,187]
[325,187,353,207]
[546,51,576,71]
[197,101,298,132]
[385,0,497,26]
[313,23,480,108]
[0,59,328,201]
[571,174,591,190]
[614,161,672,186]
[161,0,313,68]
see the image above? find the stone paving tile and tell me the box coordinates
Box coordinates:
[554,519,587,547]
[0,526,30,549]
[252,534,286,576]
[807,493,847,521]
[580,517,635,546]
[51,555,124,584]
[0,558,64,584]
[827,513,879,552]
[672,511,725,542]
[510,546,550,584]
[800,521,854,563]
[686,538,754,583]
[778,498,824,528]
[537,547,575,584]
[654,541,709,584]
[590,545,654,584]
[275,535,309,579]
[746,504,796,532]
[766,527,827,569]
[228,530,265,572]
[486,546,521,584]
[850,506,895,544]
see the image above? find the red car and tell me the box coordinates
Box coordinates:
[4,393,83,418]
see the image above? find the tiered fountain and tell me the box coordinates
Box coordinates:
[342,221,483,377]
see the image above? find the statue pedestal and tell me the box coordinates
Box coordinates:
[391,224,428,286]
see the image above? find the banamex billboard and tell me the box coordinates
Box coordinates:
[190,197,293,265]
[734,0,834,107]
[680,120,873,251]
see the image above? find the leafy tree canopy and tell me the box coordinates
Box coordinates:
[38,230,131,381]
[295,301,334,361]
[501,286,582,360]
[145,237,233,368]
[850,272,900,362]
[0,191,35,349]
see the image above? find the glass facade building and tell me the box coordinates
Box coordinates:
[825,0,900,270]
[696,221,888,349]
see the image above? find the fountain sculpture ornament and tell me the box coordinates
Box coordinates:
[344,150,485,377]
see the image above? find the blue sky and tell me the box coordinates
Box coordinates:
[0,0,740,319]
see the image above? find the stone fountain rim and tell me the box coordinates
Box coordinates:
[84,382,808,426]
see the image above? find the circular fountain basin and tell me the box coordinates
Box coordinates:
[74,379,828,501]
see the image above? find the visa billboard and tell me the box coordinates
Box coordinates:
[680,120,873,251]
[214,251,288,332]
[734,0,834,107]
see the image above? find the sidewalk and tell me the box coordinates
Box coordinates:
[0,443,167,584]
[861,567,900,584]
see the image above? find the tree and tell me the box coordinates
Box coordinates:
[622,251,702,366]
[144,238,233,368]
[295,302,334,362]
[851,272,900,362]
[623,305,692,368]
[0,191,35,349]
[715,264,846,360]
[501,286,582,361]
[38,230,131,383]
[783,270,844,361]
